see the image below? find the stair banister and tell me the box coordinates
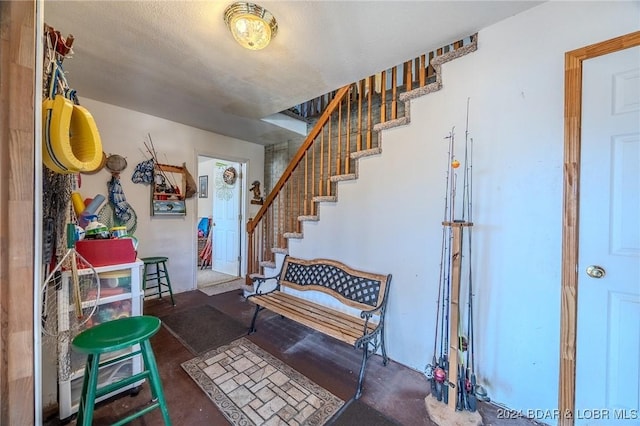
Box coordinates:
[246,84,351,277]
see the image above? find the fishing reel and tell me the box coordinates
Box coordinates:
[434,367,447,383]
[425,363,435,379]
[474,384,490,402]
[425,364,447,383]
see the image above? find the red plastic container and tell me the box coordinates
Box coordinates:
[75,239,136,267]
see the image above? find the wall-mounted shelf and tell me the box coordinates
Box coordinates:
[152,163,187,216]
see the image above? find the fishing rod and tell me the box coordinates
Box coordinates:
[460,98,478,412]
[144,134,179,192]
[428,128,452,401]
[428,127,457,403]
[147,134,178,189]
[441,127,457,405]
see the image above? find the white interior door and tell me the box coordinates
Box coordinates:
[576,46,640,425]
[212,161,241,276]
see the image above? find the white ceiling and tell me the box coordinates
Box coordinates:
[44,1,542,146]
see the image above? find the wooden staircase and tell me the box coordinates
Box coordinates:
[246,34,478,278]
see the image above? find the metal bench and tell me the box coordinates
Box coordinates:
[248,255,392,399]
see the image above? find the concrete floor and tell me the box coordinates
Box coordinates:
[45,289,545,426]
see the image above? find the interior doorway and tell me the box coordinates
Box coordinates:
[560,31,640,424]
[196,155,245,293]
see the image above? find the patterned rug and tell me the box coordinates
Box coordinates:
[198,278,246,296]
[182,337,344,425]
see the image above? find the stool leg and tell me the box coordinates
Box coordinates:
[160,261,175,306]
[76,355,91,425]
[142,264,150,292]
[141,339,171,425]
[77,353,101,426]
[153,263,162,300]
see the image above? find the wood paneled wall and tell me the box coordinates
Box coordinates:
[0,1,37,424]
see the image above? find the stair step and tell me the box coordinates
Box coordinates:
[298,215,319,222]
[259,261,276,268]
[351,147,382,159]
[373,115,410,132]
[330,173,356,183]
[283,232,303,239]
[271,247,288,255]
[399,81,441,102]
[312,195,337,203]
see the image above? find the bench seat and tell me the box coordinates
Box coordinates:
[251,291,377,346]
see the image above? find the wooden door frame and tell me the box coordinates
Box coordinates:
[0,1,37,424]
[559,30,640,426]
[196,154,246,279]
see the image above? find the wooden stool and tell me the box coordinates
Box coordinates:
[71,316,171,426]
[141,256,175,306]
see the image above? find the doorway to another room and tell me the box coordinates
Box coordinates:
[196,155,245,295]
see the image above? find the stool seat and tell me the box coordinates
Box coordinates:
[71,315,171,425]
[142,256,169,264]
[141,256,175,306]
[72,316,161,354]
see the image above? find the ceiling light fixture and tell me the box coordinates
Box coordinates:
[223,2,278,51]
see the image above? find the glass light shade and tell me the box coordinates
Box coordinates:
[224,2,278,51]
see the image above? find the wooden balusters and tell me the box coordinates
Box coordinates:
[357,79,364,151]
[311,140,316,216]
[346,87,352,174]
[419,54,426,87]
[380,70,387,123]
[366,75,373,149]
[404,60,412,92]
[320,128,325,196]
[337,101,342,175]
[303,150,308,216]
[327,112,332,190]
[391,66,398,120]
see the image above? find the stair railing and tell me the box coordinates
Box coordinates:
[247,35,476,279]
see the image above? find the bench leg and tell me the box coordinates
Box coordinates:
[248,305,262,334]
[381,325,389,366]
[355,344,370,400]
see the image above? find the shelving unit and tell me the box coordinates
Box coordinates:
[151,163,187,216]
[57,260,144,420]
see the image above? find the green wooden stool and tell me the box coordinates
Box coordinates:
[71,316,171,426]
[141,256,175,306]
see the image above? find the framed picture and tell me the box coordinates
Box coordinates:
[199,175,208,198]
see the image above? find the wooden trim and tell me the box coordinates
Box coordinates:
[0,1,36,424]
[559,30,640,426]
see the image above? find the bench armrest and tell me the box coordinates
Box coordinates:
[360,303,385,323]
[357,304,387,346]
[250,274,280,294]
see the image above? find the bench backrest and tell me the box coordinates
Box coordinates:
[279,256,391,312]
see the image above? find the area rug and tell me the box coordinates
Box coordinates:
[198,278,246,296]
[162,304,248,355]
[329,399,400,425]
[182,337,344,425]
[198,269,238,287]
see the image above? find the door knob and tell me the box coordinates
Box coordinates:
[586,265,606,279]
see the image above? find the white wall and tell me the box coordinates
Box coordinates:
[76,98,264,293]
[197,157,215,219]
[288,1,640,418]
